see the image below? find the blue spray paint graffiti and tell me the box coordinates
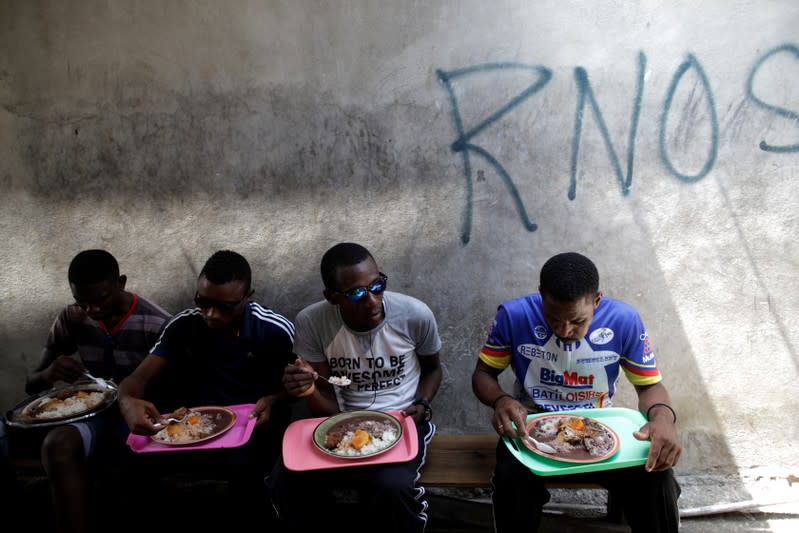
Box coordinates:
[746,43,799,153]
[659,54,719,183]
[438,43,797,244]
[437,63,551,244]
[570,51,645,199]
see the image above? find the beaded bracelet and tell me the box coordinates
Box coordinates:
[646,403,677,424]
[492,393,513,409]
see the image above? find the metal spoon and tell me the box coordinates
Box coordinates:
[162,414,189,424]
[314,373,352,387]
[295,357,351,387]
[82,372,112,389]
[524,435,558,455]
[152,413,189,429]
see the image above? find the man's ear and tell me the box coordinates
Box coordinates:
[323,289,337,305]
[245,288,255,300]
[593,291,603,308]
[118,275,127,289]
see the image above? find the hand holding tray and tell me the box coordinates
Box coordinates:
[126,403,257,453]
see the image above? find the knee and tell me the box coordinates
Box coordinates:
[41,427,83,471]
[655,468,682,499]
[372,470,415,497]
[492,456,531,489]
[491,462,514,488]
[491,461,549,506]
[641,468,680,492]
[267,465,318,506]
[614,467,681,503]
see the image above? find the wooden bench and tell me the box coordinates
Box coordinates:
[420,434,622,522]
[11,434,621,523]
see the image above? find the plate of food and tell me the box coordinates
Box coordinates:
[312,410,403,459]
[5,381,118,428]
[522,413,620,463]
[150,406,237,446]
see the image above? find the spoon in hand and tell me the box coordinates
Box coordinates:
[524,435,558,455]
[295,357,351,387]
[82,372,112,388]
[152,407,190,428]
[152,414,188,429]
[314,373,352,387]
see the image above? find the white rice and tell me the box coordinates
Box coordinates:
[331,426,398,457]
[327,375,351,386]
[32,391,105,419]
[152,411,216,444]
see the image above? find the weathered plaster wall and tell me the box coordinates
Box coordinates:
[1,0,797,488]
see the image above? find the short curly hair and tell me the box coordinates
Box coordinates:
[68,249,120,286]
[200,250,251,292]
[539,252,599,301]
[320,242,375,289]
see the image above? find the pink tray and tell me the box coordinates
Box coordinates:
[126,403,257,453]
[283,410,418,471]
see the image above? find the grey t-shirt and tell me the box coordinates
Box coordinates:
[294,291,442,411]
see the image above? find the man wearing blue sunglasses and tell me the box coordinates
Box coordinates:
[269,242,443,533]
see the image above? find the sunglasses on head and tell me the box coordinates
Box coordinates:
[193,293,245,312]
[332,273,388,304]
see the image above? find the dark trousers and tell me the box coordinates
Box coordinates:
[267,420,435,533]
[0,450,20,509]
[117,422,284,531]
[492,438,681,532]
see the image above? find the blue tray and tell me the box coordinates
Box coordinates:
[503,407,650,476]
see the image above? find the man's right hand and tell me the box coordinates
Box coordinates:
[492,395,530,439]
[282,358,317,398]
[118,396,163,435]
[42,355,86,384]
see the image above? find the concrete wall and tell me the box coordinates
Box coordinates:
[1,0,797,487]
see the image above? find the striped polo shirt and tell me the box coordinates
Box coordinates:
[44,293,171,383]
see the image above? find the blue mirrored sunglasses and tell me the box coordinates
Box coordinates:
[333,273,388,303]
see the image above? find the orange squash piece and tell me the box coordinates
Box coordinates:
[350,429,371,450]
[568,417,585,430]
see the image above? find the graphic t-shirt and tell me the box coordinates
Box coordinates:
[479,294,660,411]
[295,291,442,411]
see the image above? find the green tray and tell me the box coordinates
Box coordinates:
[503,407,650,476]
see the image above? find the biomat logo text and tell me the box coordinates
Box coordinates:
[540,368,595,389]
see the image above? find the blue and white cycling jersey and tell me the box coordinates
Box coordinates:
[479,294,660,411]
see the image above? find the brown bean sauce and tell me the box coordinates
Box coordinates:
[324,416,393,449]
[530,416,615,460]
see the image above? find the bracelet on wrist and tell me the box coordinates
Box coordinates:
[412,398,433,422]
[491,393,513,409]
[646,403,676,424]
